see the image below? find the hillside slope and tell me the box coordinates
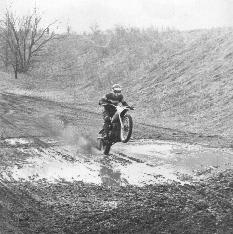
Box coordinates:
[136,28,233,136]
[1,27,233,138]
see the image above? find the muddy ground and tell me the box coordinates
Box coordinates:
[1,92,233,233]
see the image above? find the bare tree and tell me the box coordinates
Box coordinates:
[0,10,57,78]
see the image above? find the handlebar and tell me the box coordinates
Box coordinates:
[101,103,134,110]
[101,103,116,107]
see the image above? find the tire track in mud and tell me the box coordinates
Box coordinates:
[0,180,38,233]
[0,179,77,234]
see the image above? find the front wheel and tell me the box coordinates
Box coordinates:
[120,114,133,143]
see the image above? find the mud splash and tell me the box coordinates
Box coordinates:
[39,113,98,154]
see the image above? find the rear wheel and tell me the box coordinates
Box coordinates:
[103,143,111,155]
[120,114,133,143]
[97,138,111,155]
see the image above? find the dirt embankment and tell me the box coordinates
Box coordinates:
[20,27,233,139]
[2,28,233,139]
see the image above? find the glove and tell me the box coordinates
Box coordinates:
[99,100,107,105]
[99,101,108,106]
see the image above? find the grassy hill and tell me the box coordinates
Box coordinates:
[144,28,233,136]
[1,27,233,138]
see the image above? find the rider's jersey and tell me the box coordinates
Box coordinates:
[99,92,128,115]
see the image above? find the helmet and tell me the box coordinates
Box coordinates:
[112,84,122,93]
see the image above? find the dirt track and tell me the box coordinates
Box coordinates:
[1,92,233,233]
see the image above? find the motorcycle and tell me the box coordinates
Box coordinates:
[97,103,134,155]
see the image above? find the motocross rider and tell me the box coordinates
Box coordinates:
[99,84,133,138]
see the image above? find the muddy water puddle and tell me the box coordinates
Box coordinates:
[113,140,233,180]
[2,138,233,186]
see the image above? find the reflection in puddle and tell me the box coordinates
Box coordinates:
[2,139,233,186]
[99,164,122,186]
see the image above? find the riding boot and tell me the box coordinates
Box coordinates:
[102,122,109,139]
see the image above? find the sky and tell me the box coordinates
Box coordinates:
[0,0,232,33]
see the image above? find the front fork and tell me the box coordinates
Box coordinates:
[111,112,123,127]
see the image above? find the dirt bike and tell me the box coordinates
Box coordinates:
[97,103,134,155]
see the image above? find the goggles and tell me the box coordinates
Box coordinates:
[113,89,121,94]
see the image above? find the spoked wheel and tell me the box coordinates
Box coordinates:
[103,143,111,155]
[97,138,111,155]
[120,114,133,143]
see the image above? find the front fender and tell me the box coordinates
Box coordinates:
[120,109,129,117]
